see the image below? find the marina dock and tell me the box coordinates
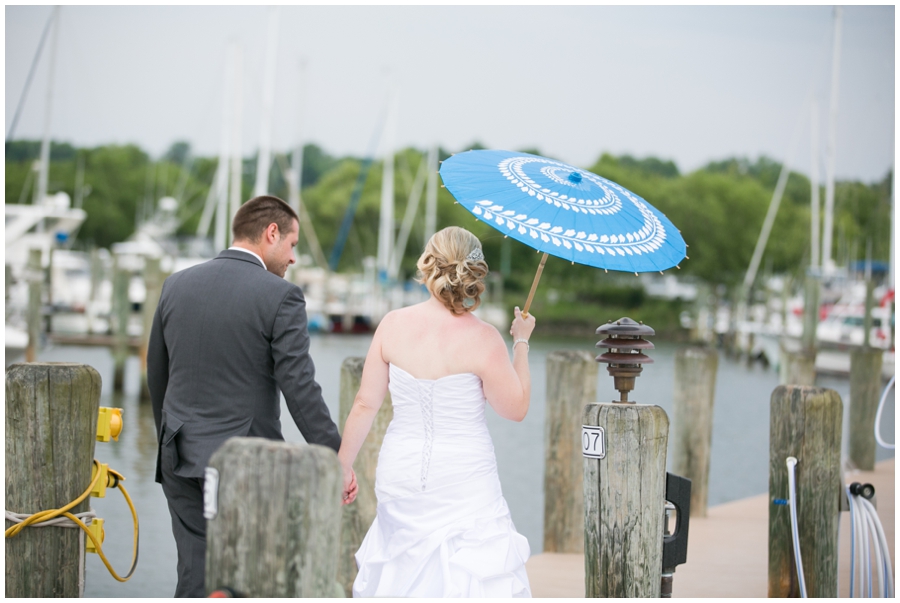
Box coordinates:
[527,458,894,597]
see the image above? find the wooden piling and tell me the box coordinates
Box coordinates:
[779,344,816,386]
[25,249,42,363]
[848,348,883,471]
[800,274,819,352]
[205,437,344,597]
[5,363,102,597]
[543,350,596,553]
[671,346,718,517]
[768,385,842,598]
[87,248,103,335]
[111,259,130,392]
[139,257,164,401]
[337,357,393,596]
[583,403,669,597]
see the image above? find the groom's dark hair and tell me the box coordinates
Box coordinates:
[232,195,299,243]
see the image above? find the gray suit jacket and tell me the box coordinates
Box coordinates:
[147,249,341,482]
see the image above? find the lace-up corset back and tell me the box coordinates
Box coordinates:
[375,363,496,501]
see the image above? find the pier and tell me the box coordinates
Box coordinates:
[527,458,894,597]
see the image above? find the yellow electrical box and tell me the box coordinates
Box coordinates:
[86,518,105,554]
[97,407,123,442]
[91,463,110,498]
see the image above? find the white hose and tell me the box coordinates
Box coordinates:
[865,505,884,597]
[861,497,894,598]
[874,376,895,449]
[786,456,808,598]
[847,489,894,598]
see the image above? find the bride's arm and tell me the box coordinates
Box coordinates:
[480,306,536,422]
[337,319,391,501]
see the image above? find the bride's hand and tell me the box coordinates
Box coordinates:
[342,465,358,505]
[509,306,535,343]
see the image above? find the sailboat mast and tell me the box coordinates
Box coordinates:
[253,8,279,197]
[35,6,60,206]
[377,90,397,281]
[425,145,438,243]
[291,60,307,217]
[229,44,244,244]
[214,45,234,253]
[822,6,842,273]
[810,101,821,269]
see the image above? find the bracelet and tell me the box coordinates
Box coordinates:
[513,338,529,352]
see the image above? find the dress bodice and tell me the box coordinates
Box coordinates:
[354,363,531,597]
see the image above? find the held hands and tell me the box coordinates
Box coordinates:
[509,306,536,345]
[342,465,358,506]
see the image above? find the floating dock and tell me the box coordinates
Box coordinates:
[527,458,894,597]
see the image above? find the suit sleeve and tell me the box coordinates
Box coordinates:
[147,287,169,439]
[271,286,342,453]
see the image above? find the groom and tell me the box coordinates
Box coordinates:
[147,195,347,597]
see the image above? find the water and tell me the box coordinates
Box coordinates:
[6,334,894,598]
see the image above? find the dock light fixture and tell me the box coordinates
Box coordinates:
[595,317,655,403]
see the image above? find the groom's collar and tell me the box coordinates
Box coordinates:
[218,247,267,270]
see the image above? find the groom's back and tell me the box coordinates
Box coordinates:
[154,250,295,473]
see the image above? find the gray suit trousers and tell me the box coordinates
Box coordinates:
[160,442,206,598]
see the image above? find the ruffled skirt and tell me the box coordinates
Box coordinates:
[353,471,531,597]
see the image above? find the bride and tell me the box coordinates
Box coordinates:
[337,226,535,598]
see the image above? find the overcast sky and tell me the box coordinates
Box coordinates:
[5,5,895,183]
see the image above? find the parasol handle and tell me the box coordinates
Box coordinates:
[522,253,549,318]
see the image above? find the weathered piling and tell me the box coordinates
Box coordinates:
[543,350,596,553]
[800,274,820,352]
[768,385,842,598]
[585,318,668,597]
[848,348,883,470]
[205,437,344,597]
[583,403,669,597]
[25,248,43,363]
[111,259,130,391]
[671,346,718,517]
[6,363,102,597]
[337,357,393,596]
[779,344,816,386]
[139,257,164,401]
[87,248,104,335]
[779,274,819,386]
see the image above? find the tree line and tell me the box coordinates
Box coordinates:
[5,139,892,298]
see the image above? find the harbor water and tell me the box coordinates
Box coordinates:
[6,333,894,598]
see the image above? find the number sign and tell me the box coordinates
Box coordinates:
[582,425,606,459]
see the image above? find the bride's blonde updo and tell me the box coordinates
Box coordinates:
[416,226,488,315]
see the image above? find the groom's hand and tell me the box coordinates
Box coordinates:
[342,466,358,505]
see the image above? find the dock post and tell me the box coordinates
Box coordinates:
[87,248,103,335]
[25,248,43,363]
[543,350,596,553]
[585,318,668,597]
[139,257,164,401]
[848,348,883,470]
[336,357,394,596]
[779,344,816,386]
[205,437,343,597]
[111,257,130,392]
[768,385,842,597]
[671,346,718,517]
[6,363,101,597]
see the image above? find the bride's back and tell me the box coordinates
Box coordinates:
[379,297,495,381]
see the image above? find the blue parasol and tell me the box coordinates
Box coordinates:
[439,149,687,315]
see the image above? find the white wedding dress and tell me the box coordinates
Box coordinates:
[353,363,532,598]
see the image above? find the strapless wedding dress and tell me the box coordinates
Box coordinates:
[352,363,532,598]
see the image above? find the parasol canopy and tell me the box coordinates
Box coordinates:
[439,149,687,313]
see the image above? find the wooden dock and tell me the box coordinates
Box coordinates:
[527,458,894,597]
